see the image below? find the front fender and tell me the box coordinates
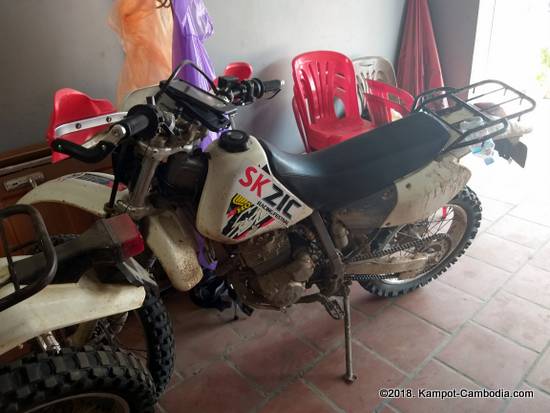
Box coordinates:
[18,172,203,292]
[144,210,203,291]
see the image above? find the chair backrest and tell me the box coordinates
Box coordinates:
[366,79,414,110]
[47,88,116,163]
[364,94,410,126]
[291,96,311,153]
[292,51,360,129]
[353,56,397,89]
[223,61,253,81]
[362,80,413,127]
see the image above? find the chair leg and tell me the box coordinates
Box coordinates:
[343,285,357,384]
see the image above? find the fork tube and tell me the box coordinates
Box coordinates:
[129,156,160,208]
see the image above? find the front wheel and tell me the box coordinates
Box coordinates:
[0,346,156,413]
[359,186,482,297]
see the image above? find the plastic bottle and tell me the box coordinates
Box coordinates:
[459,116,495,165]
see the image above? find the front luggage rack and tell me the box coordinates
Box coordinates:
[0,205,57,312]
[412,80,536,152]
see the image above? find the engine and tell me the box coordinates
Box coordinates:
[229,229,316,309]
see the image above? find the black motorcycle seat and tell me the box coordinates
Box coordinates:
[261,113,450,211]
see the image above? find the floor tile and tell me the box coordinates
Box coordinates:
[437,323,537,390]
[391,360,502,413]
[396,281,483,332]
[474,291,550,351]
[284,300,366,352]
[478,218,494,234]
[172,309,242,378]
[487,215,550,249]
[159,361,263,413]
[356,306,448,372]
[350,282,393,316]
[467,233,534,272]
[306,344,404,413]
[528,347,550,393]
[504,384,550,413]
[504,265,550,309]
[259,381,335,413]
[440,255,511,300]
[218,307,290,341]
[229,323,319,392]
[478,196,515,221]
[531,241,550,272]
[510,200,550,227]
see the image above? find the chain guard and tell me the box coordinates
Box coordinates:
[346,233,452,282]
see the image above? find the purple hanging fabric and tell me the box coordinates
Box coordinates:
[172,0,217,270]
[171,0,217,150]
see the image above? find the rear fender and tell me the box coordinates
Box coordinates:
[0,273,145,355]
[17,173,203,292]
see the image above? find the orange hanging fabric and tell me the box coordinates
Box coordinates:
[109,0,173,105]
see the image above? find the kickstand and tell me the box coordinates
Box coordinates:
[343,285,357,383]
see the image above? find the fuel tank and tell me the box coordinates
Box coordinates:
[196,134,313,244]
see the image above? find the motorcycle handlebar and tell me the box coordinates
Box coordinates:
[217,77,284,104]
[51,106,160,163]
[51,138,116,163]
[116,113,150,138]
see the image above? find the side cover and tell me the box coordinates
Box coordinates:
[197,137,313,244]
[17,172,202,292]
[383,155,471,227]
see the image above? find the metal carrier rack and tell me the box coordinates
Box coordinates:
[0,205,57,312]
[412,80,537,153]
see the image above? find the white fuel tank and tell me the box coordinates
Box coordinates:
[196,136,313,244]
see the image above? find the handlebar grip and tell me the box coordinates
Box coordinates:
[117,114,150,138]
[51,138,115,163]
[261,79,284,94]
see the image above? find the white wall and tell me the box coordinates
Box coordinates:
[205,0,406,152]
[0,0,406,153]
[0,0,123,152]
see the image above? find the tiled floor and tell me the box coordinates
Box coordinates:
[157,101,550,412]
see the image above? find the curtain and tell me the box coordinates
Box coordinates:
[397,0,444,96]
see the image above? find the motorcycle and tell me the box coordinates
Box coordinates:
[18,61,536,382]
[0,205,174,412]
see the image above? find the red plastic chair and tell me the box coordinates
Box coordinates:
[223,61,253,80]
[363,79,414,126]
[47,88,116,163]
[213,62,253,87]
[292,51,373,151]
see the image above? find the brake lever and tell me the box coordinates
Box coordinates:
[82,124,128,149]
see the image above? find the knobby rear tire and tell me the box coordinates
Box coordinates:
[358,186,482,297]
[0,346,156,413]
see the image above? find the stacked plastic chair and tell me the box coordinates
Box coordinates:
[362,79,414,126]
[291,51,373,152]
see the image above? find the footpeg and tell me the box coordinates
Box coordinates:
[319,295,345,320]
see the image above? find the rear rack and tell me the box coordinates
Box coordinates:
[412,80,536,152]
[0,205,57,312]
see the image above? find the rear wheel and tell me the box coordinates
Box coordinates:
[358,186,482,297]
[0,346,156,413]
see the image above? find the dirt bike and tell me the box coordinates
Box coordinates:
[19,60,536,382]
[0,205,174,412]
